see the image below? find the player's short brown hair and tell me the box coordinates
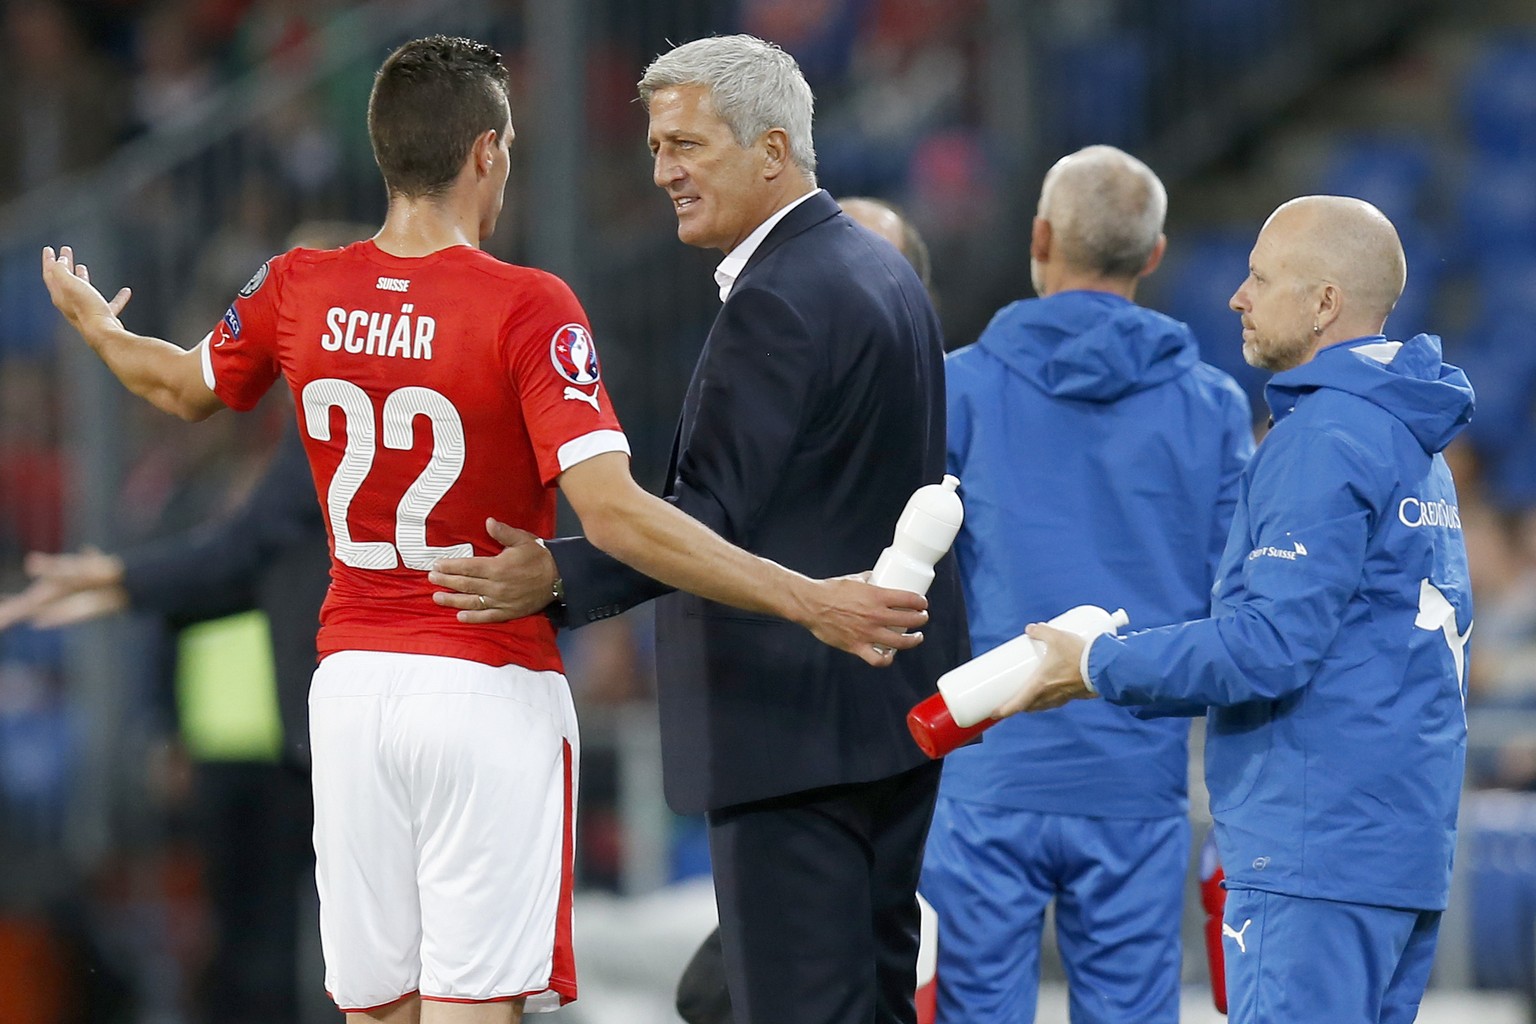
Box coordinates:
[368,36,511,199]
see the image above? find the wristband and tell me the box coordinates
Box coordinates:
[1080,634,1099,694]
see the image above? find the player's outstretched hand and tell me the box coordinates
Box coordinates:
[0,548,129,631]
[430,518,559,624]
[802,575,928,667]
[41,246,133,335]
[991,621,1096,717]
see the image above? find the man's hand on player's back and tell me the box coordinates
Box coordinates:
[431,520,561,623]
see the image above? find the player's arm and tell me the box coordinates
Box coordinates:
[558,451,929,666]
[41,246,223,421]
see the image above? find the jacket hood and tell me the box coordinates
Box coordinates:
[976,290,1200,401]
[1266,333,1474,454]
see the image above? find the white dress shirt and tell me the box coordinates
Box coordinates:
[713,188,823,302]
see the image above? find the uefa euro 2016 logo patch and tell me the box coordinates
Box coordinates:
[550,323,601,385]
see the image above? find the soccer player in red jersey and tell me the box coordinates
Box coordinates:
[40,35,929,1024]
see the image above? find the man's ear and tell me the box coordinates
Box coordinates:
[1030,217,1052,264]
[1315,281,1343,332]
[1139,234,1167,278]
[471,129,499,178]
[761,127,790,180]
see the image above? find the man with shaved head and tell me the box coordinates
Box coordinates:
[918,145,1253,1024]
[997,195,1474,1024]
[1237,196,1408,374]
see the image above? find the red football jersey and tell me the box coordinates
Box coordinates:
[201,241,628,670]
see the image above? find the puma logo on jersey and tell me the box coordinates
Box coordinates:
[1223,918,1253,954]
[564,385,600,411]
[376,276,410,292]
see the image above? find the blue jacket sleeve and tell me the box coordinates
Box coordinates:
[1090,425,1382,708]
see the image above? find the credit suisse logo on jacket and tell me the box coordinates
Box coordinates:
[1398,496,1462,529]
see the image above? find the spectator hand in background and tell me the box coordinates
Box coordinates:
[0,548,130,630]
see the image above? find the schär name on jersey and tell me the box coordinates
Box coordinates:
[322,305,435,360]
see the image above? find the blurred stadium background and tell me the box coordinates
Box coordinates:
[3,0,1536,1021]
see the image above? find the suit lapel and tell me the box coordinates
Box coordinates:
[666,191,841,494]
[662,417,685,497]
[737,189,842,283]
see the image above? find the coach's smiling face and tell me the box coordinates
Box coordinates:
[647,82,791,254]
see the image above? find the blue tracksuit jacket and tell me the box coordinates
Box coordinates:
[939,290,1253,818]
[1089,333,1474,909]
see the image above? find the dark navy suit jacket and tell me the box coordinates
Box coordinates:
[549,190,968,815]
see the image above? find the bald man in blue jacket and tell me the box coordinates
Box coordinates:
[1008,195,1474,1024]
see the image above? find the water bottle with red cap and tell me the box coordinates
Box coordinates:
[907,604,1131,758]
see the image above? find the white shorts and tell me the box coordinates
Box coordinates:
[309,651,579,1013]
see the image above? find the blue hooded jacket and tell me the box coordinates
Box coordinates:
[1089,333,1474,909]
[939,290,1253,818]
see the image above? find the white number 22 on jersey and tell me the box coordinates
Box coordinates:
[302,378,473,570]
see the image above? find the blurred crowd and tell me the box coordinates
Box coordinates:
[2,0,1536,1020]
[0,0,372,203]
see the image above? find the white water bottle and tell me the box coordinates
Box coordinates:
[870,475,964,595]
[869,475,963,656]
[941,604,1130,726]
[907,604,1130,758]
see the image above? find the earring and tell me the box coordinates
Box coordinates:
[1312,323,1323,335]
